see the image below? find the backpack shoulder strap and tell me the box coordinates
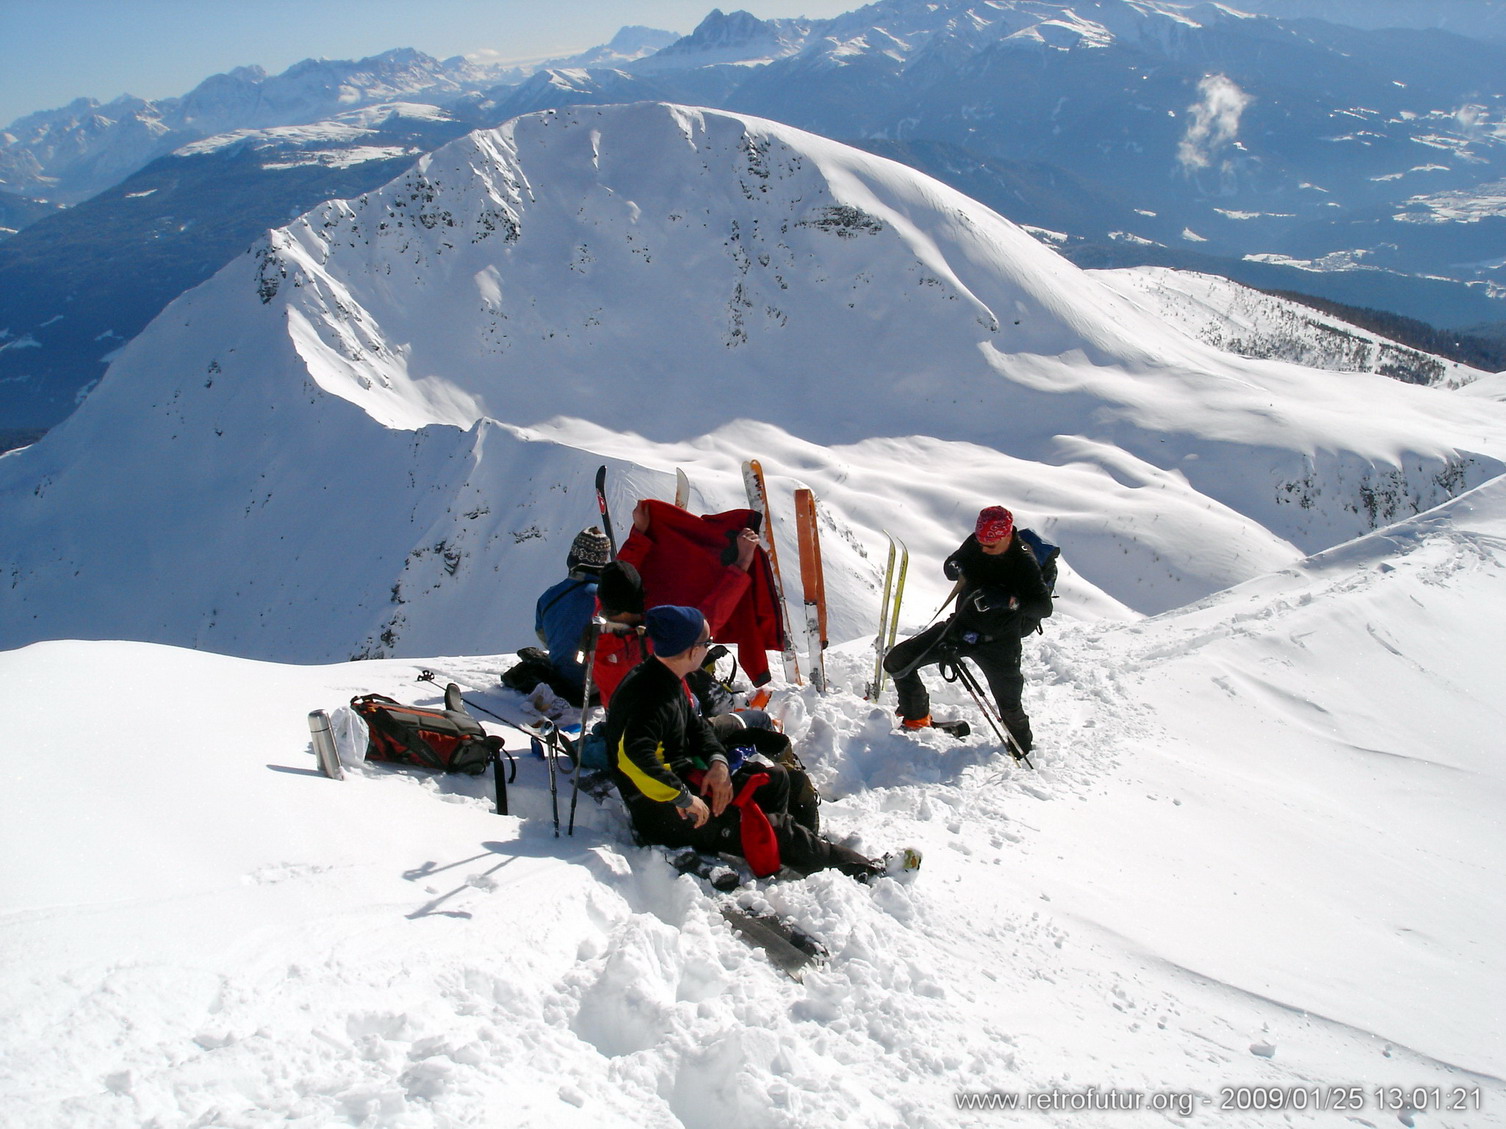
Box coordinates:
[1017,527,1059,563]
[538,578,591,620]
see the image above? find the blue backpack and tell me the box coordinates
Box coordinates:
[1016,528,1060,635]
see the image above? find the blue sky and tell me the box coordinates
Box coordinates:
[0,0,860,127]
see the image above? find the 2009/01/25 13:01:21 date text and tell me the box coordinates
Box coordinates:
[1218,1085,1483,1113]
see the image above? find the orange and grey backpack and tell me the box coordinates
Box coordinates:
[350,693,502,776]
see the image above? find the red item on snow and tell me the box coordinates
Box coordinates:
[731,772,781,877]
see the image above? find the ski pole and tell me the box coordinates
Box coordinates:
[533,734,560,836]
[416,669,559,742]
[943,657,1033,769]
[567,618,604,836]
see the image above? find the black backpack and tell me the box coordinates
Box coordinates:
[351,693,501,775]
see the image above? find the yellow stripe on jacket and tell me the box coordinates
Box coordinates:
[616,732,683,804]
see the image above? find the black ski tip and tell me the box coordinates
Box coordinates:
[720,905,827,979]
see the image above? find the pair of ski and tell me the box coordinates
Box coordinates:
[865,532,909,702]
[593,463,691,547]
[742,459,828,692]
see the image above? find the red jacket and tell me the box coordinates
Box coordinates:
[594,500,784,702]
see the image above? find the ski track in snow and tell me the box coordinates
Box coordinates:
[3,481,1504,1127]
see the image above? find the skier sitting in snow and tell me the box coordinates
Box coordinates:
[883,505,1052,752]
[604,605,885,879]
[501,526,610,708]
[594,558,820,831]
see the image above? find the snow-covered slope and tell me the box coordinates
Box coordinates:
[1093,266,1495,388]
[0,102,473,437]
[2,102,1503,663]
[3,474,1501,1128]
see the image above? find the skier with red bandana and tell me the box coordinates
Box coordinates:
[883,505,1053,752]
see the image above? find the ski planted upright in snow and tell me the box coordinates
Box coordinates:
[742,459,802,685]
[866,531,908,700]
[674,467,690,509]
[594,465,618,558]
[793,488,828,693]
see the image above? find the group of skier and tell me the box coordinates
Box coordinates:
[510,489,1054,881]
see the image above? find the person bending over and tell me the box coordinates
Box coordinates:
[883,505,1052,751]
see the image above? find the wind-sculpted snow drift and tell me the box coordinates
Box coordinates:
[2,102,1503,661]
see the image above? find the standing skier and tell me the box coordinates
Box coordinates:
[883,505,1052,751]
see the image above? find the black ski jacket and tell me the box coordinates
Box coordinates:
[604,656,728,812]
[944,534,1054,631]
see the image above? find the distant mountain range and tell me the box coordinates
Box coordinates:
[1220,0,1506,40]
[0,30,677,205]
[2,0,1503,439]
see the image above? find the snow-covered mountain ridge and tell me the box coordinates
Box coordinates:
[0,49,489,205]
[2,103,1503,665]
[502,0,1506,328]
[1093,266,1490,387]
[6,0,1504,441]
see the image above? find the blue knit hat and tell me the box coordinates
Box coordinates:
[645,605,706,657]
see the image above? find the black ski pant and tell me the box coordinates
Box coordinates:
[628,767,879,879]
[883,621,1033,750]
